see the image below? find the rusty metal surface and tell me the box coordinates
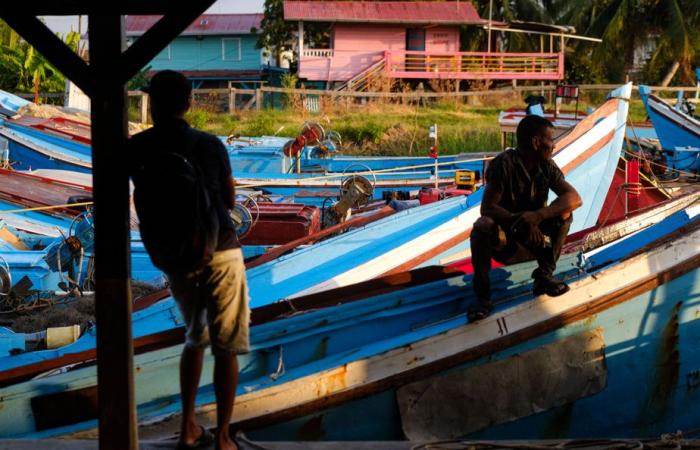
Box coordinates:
[397,329,607,441]
[12,116,91,145]
[241,203,320,246]
[0,168,92,214]
[125,14,263,36]
[283,1,483,24]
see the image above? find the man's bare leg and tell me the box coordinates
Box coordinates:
[179,346,205,445]
[214,352,239,450]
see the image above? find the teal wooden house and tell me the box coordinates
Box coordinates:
[125,14,267,87]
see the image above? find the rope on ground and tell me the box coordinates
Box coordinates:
[410,438,679,450]
[0,201,93,215]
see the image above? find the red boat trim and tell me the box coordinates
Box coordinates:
[555,99,618,151]
[560,130,615,174]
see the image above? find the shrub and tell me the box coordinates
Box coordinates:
[186,109,210,130]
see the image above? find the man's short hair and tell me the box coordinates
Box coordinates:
[517,115,554,149]
[144,70,191,115]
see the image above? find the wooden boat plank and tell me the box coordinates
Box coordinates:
[137,225,700,438]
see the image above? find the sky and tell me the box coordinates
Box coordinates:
[42,0,266,35]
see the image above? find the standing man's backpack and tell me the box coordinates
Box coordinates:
[133,133,220,275]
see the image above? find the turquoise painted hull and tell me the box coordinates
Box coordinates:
[1,202,695,439]
[248,268,700,441]
[0,85,633,369]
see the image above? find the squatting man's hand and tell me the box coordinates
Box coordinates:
[512,211,544,246]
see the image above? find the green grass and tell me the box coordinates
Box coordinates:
[137,94,649,156]
[178,101,511,155]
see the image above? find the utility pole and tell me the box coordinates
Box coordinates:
[487,0,493,53]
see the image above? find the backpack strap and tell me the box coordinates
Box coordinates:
[175,128,202,170]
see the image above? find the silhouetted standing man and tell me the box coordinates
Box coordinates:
[130,70,247,450]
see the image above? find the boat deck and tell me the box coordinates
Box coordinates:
[0,440,412,450]
[1,439,698,450]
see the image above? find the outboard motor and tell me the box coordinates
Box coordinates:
[282,122,325,158]
[43,209,94,293]
[309,131,342,159]
[230,194,260,240]
[322,172,374,228]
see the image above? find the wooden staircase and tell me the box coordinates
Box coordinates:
[335,57,386,92]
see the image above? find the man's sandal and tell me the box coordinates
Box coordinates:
[467,301,494,322]
[533,278,570,297]
[176,426,214,450]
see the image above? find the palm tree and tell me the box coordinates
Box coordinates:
[0,19,79,95]
[463,0,556,53]
[558,0,699,84]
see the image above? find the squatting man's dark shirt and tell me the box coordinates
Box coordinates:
[485,148,564,224]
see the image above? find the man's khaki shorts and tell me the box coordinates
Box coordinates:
[167,248,250,355]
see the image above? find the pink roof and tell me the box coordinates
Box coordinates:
[125,14,263,36]
[284,1,484,24]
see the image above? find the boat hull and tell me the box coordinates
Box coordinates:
[639,86,700,173]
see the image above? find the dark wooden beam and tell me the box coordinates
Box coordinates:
[4,1,201,15]
[0,13,93,95]
[88,15,137,450]
[119,1,216,83]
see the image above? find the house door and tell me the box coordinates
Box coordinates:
[406,28,426,71]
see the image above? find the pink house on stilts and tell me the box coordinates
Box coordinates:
[284,1,565,90]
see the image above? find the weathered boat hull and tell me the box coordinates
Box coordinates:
[639,85,700,173]
[157,211,700,442]
[2,199,696,439]
[244,263,700,441]
[0,122,91,173]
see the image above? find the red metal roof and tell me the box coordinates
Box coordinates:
[147,70,262,79]
[283,1,484,24]
[125,14,263,36]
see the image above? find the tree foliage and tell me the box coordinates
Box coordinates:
[256,0,292,58]
[257,0,336,64]
[462,0,699,84]
[0,19,80,94]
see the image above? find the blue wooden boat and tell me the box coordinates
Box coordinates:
[0,85,660,426]
[0,198,72,238]
[0,89,29,117]
[229,205,700,442]
[0,83,631,313]
[639,85,700,174]
[225,123,489,177]
[0,119,472,204]
[0,119,92,173]
[244,84,633,302]
[0,298,182,363]
[0,190,696,439]
[0,183,690,389]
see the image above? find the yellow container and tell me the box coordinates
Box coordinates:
[46,325,81,349]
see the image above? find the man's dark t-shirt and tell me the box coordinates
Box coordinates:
[485,148,564,219]
[129,119,239,250]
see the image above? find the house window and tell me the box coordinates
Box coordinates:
[155,44,171,60]
[222,38,242,61]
